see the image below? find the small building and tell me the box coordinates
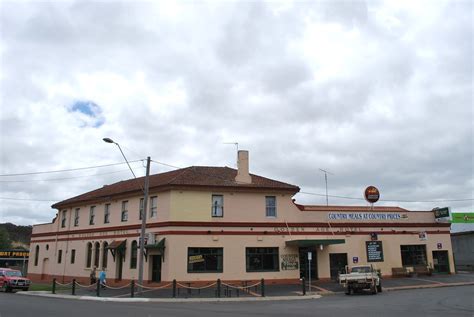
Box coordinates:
[27,151,454,285]
[451,231,474,272]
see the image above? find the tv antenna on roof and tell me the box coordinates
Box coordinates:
[223,142,239,167]
[319,168,334,206]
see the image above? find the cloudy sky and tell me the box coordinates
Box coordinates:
[0,0,472,230]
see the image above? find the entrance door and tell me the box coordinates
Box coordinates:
[329,253,348,280]
[432,251,450,273]
[116,252,123,281]
[151,255,162,282]
[299,247,318,280]
[41,258,49,280]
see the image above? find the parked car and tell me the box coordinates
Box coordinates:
[339,265,382,295]
[0,268,31,292]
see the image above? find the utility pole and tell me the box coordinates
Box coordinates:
[138,156,151,292]
[319,168,334,206]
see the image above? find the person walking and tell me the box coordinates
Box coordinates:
[99,269,107,289]
[90,266,97,285]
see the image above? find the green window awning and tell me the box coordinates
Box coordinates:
[285,239,346,247]
[106,240,127,250]
[145,238,165,250]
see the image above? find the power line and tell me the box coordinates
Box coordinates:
[299,191,474,203]
[0,167,144,183]
[0,160,144,177]
[150,160,182,169]
[0,197,58,202]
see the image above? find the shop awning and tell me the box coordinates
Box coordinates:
[106,240,126,261]
[285,239,346,247]
[144,238,166,262]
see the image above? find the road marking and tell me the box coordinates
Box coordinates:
[411,278,443,285]
[310,285,332,292]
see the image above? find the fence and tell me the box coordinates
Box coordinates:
[51,277,307,298]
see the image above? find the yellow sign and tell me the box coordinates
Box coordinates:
[0,251,30,258]
[188,255,205,264]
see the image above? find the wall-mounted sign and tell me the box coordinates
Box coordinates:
[353,256,359,264]
[281,254,299,270]
[370,233,378,241]
[451,213,474,223]
[433,207,450,219]
[364,186,380,203]
[307,252,312,261]
[0,251,29,258]
[419,231,427,241]
[366,241,384,262]
[437,243,443,250]
[328,213,408,221]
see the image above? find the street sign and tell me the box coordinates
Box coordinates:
[451,212,474,223]
[307,252,312,261]
[364,186,380,203]
[437,243,442,249]
[353,257,359,264]
[433,207,450,219]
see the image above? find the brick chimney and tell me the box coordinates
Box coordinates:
[235,150,252,184]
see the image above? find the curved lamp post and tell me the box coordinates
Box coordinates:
[103,138,150,292]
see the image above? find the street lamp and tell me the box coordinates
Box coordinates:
[103,138,150,292]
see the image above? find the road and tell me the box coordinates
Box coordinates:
[0,285,473,317]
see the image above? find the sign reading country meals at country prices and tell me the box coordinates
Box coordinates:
[328,213,408,220]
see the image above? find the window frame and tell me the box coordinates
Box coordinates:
[86,242,92,268]
[246,247,280,272]
[211,195,224,218]
[150,196,158,218]
[401,244,428,266]
[71,249,76,264]
[104,203,110,224]
[58,249,63,264]
[121,201,128,222]
[61,210,67,228]
[89,206,96,225]
[74,208,80,227]
[265,196,277,217]
[187,247,223,273]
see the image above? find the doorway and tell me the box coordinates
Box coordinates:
[329,253,348,280]
[432,251,450,273]
[41,258,49,280]
[299,247,318,280]
[116,252,123,281]
[151,255,162,282]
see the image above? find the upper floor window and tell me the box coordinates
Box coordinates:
[139,198,144,220]
[89,206,96,225]
[211,195,223,217]
[71,249,76,264]
[61,210,67,228]
[121,201,128,222]
[74,208,80,227]
[58,250,63,264]
[104,204,110,224]
[265,196,276,217]
[150,196,158,218]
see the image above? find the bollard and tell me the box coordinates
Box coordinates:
[72,279,76,296]
[172,279,177,298]
[301,277,306,296]
[217,279,221,298]
[96,280,100,297]
[52,278,56,294]
[187,282,191,295]
[131,280,135,298]
[261,278,265,297]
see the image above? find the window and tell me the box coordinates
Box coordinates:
[104,204,110,224]
[102,242,108,269]
[58,250,62,264]
[187,248,223,273]
[150,196,157,218]
[94,242,100,268]
[265,196,276,217]
[74,208,80,227]
[71,249,76,264]
[34,245,39,266]
[130,241,138,269]
[86,242,92,268]
[89,206,96,225]
[246,247,279,272]
[211,195,223,217]
[401,245,427,266]
[121,201,128,222]
[139,198,144,220]
[61,210,67,228]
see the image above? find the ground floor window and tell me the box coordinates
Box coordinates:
[246,247,279,272]
[187,248,223,273]
[401,245,427,266]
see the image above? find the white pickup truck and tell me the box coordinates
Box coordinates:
[339,265,382,295]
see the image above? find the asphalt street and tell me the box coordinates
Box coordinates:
[1,285,473,317]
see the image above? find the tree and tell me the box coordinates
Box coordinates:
[0,227,11,249]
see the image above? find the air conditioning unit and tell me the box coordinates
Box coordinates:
[147,233,156,245]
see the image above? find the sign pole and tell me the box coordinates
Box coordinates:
[308,252,312,293]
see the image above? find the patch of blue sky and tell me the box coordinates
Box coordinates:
[69,100,105,128]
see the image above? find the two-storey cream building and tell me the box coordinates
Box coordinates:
[28,151,454,285]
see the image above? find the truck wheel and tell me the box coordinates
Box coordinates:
[3,284,11,293]
[377,283,382,293]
